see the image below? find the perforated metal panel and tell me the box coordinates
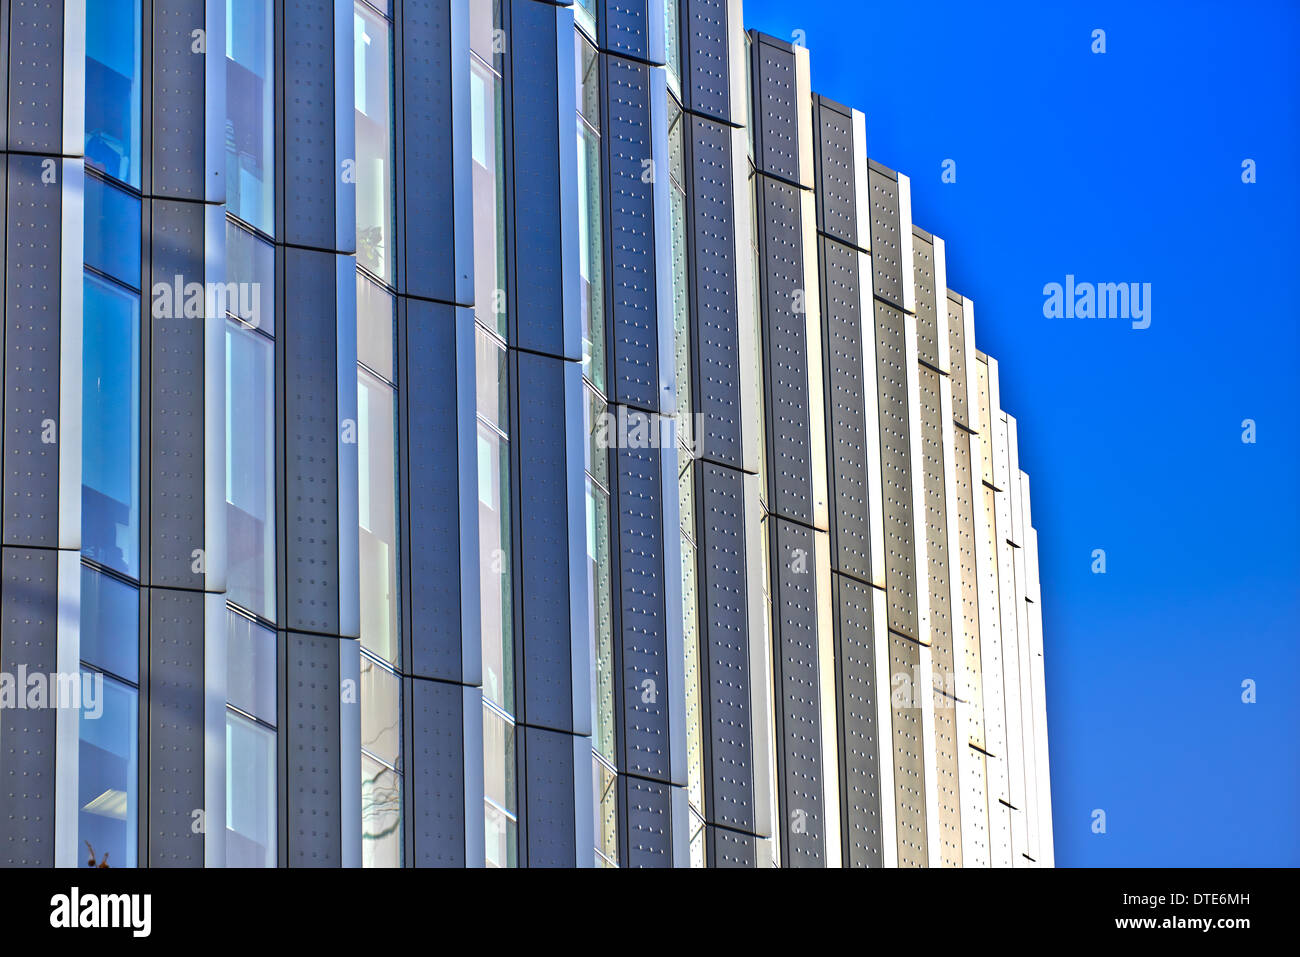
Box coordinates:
[623,775,672,867]
[409,677,466,866]
[147,588,206,865]
[874,301,918,639]
[751,35,800,183]
[283,0,340,248]
[947,294,970,429]
[890,632,927,867]
[696,462,754,832]
[758,176,815,524]
[151,0,207,197]
[522,725,577,866]
[683,0,732,122]
[687,115,743,467]
[963,746,991,868]
[0,547,58,865]
[5,0,64,154]
[868,167,905,310]
[832,574,883,867]
[605,56,660,410]
[912,232,941,368]
[709,824,758,867]
[601,0,658,64]
[812,97,858,248]
[953,432,985,750]
[286,631,342,867]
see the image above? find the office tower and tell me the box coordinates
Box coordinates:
[0,0,1050,868]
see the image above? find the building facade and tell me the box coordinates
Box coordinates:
[0,0,1051,867]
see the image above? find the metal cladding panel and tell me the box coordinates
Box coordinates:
[819,237,872,582]
[522,725,577,867]
[151,0,207,197]
[868,167,905,310]
[963,746,991,867]
[0,547,58,865]
[508,0,574,360]
[605,56,660,411]
[623,774,672,867]
[687,115,743,467]
[696,462,754,832]
[282,248,342,635]
[710,825,757,867]
[947,294,971,429]
[890,633,927,867]
[812,97,857,246]
[148,200,208,588]
[409,677,466,866]
[4,156,63,547]
[147,588,206,866]
[283,0,342,249]
[750,35,800,183]
[399,0,472,304]
[873,300,918,640]
[682,0,732,123]
[514,351,577,732]
[286,630,343,867]
[600,0,661,64]
[404,300,469,681]
[832,573,884,868]
[616,442,671,780]
[912,232,941,368]
[953,431,985,750]
[757,176,815,524]
[5,1,64,154]
[768,517,825,865]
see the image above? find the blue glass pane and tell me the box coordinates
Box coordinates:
[84,176,141,287]
[226,610,276,724]
[225,221,275,334]
[82,275,141,579]
[225,0,275,233]
[225,324,275,619]
[80,565,139,682]
[78,672,138,868]
[85,0,142,186]
[226,711,276,867]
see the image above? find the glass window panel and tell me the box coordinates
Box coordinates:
[469,0,501,66]
[475,330,512,712]
[82,274,141,579]
[586,479,615,764]
[360,655,402,771]
[225,221,275,334]
[226,610,276,724]
[78,672,138,868]
[225,711,276,866]
[665,0,681,89]
[575,0,597,37]
[594,756,618,866]
[225,0,275,233]
[85,0,142,186]
[358,370,399,666]
[483,705,517,869]
[357,273,395,382]
[361,753,402,867]
[80,565,139,683]
[354,3,395,285]
[485,801,518,869]
[470,59,507,338]
[575,35,604,390]
[84,176,141,287]
[226,323,276,620]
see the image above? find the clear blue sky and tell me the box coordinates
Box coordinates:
[741,0,1300,866]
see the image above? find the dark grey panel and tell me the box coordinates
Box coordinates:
[403,300,467,681]
[507,0,569,360]
[622,775,672,867]
[604,56,660,411]
[686,116,742,467]
[890,632,927,867]
[409,677,465,866]
[151,1,207,197]
[819,236,872,582]
[147,587,205,866]
[5,0,63,154]
[281,248,341,635]
[0,547,57,866]
[912,231,940,367]
[148,200,207,588]
[868,168,904,310]
[522,725,576,867]
[757,175,814,525]
[750,35,800,183]
[769,517,825,866]
[398,0,472,303]
[874,300,918,640]
[3,156,62,547]
[514,351,575,732]
[812,96,857,248]
[709,824,757,867]
[682,0,731,123]
[615,442,669,780]
[947,294,970,429]
[832,574,883,868]
[600,0,658,64]
[283,0,339,250]
[285,631,342,867]
[695,462,753,831]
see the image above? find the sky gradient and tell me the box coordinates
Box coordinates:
[741,0,1300,866]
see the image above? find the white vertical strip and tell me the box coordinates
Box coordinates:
[58,160,84,550]
[339,637,361,866]
[203,594,227,867]
[61,0,86,157]
[53,551,81,867]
